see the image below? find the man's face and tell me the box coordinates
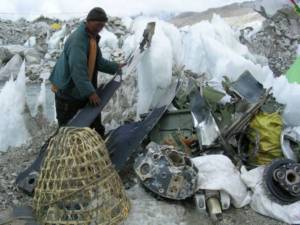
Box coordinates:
[87,21,106,35]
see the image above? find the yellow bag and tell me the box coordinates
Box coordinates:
[50,23,62,30]
[248,112,283,165]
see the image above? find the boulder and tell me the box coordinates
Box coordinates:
[4,45,26,56]
[0,47,13,65]
[24,48,42,64]
[0,54,23,82]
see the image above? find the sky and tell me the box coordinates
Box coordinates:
[0,0,251,20]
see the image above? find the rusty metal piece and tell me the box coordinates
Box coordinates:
[264,159,300,204]
[134,142,198,200]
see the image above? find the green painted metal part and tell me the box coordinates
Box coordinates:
[286,57,300,84]
[149,109,195,154]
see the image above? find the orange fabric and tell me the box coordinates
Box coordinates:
[88,37,97,81]
[51,35,98,93]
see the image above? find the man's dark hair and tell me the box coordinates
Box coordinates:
[87,7,108,22]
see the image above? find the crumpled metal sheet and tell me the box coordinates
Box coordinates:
[68,74,123,127]
[281,127,300,162]
[192,112,220,147]
[107,79,180,171]
[230,70,265,103]
[190,88,220,147]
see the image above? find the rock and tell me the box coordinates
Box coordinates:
[0,19,28,45]
[24,36,36,48]
[44,53,52,60]
[0,47,13,65]
[111,48,125,63]
[24,48,42,64]
[0,54,23,82]
[26,64,42,81]
[12,199,19,205]
[242,8,300,76]
[3,45,26,56]
[115,29,126,37]
[28,73,40,81]
[106,16,129,38]
[113,20,122,26]
[27,22,50,37]
[0,19,51,46]
[112,48,124,57]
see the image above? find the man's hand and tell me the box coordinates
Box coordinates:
[118,63,127,68]
[89,92,101,106]
[117,62,127,74]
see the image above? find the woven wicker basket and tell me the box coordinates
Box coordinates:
[33,127,130,225]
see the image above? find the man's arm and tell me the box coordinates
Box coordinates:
[68,43,96,98]
[96,50,119,75]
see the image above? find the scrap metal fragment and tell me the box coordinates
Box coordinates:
[281,127,300,162]
[149,109,196,155]
[134,142,198,200]
[223,88,271,140]
[190,89,220,148]
[230,70,265,103]
[264,159,300,204]
[205,190,223,222]
[194,191,206,214]
[140,22,156,51]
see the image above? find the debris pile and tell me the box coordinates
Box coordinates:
[130,69,300,223]
[1,4,300,225]
[0,19,50,46]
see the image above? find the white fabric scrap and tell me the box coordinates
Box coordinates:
[192,155,251,208]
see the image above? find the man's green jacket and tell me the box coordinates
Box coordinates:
[49,22,118,101]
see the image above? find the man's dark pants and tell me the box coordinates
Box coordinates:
[55,95,105,137]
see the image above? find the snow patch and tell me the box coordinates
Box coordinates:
[0,54,23,82]
[0,61,29,151]
[124,185,188,225]
[35,79,47,117]
[24,36,36,48]
[123,17,183,115]
[48,25,69,50]
[99,28,119,59]
[181,15,272,83]
[121,17,133,30]
[100,28,118,49]
[264,74,300,126]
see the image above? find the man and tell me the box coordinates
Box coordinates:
[49,7,123,136]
